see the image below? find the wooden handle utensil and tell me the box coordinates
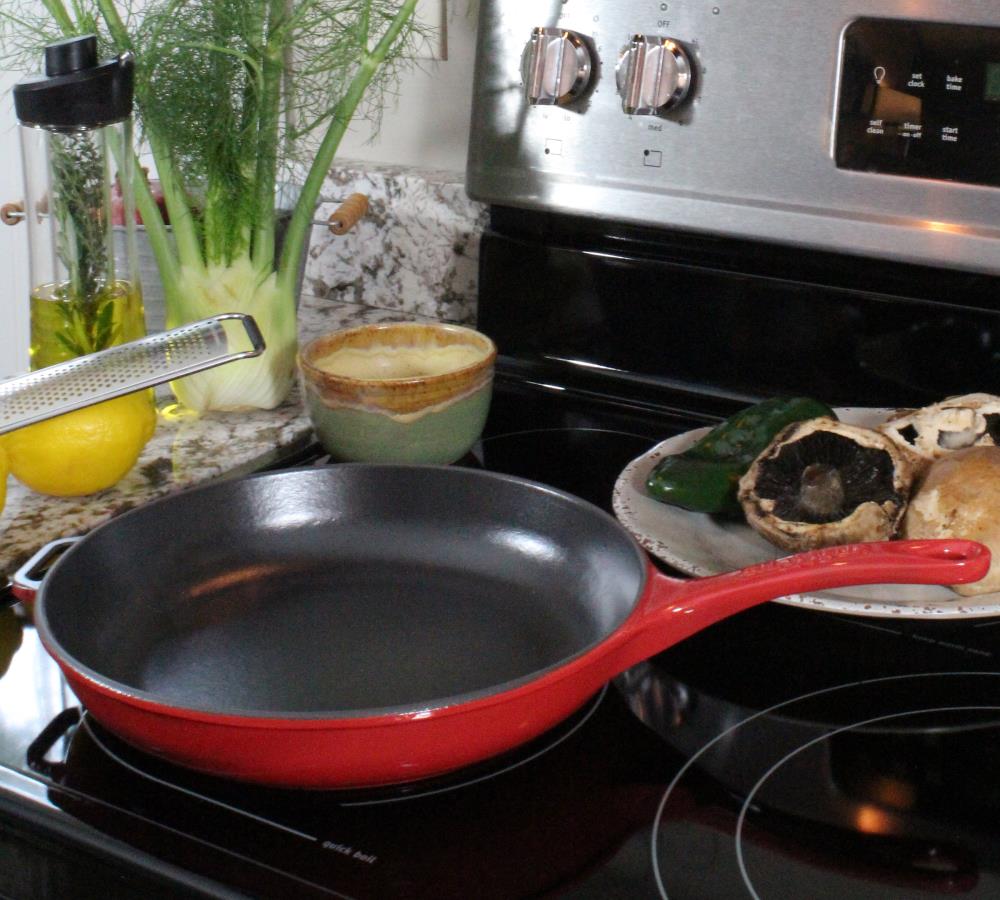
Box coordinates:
[327,193,369,235]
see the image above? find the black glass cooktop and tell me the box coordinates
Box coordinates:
[3,371,1000,899]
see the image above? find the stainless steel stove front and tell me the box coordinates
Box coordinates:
[467,0,1000,275]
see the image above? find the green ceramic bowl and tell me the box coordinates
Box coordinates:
[298,322,497,464]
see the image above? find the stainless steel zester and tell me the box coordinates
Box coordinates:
[0,313,266,435]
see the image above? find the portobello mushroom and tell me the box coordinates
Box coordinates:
[738,417,917,552]
[879,393,1000,469]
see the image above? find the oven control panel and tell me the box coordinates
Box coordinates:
[467,1,1000,276]
[836,18,1000,187]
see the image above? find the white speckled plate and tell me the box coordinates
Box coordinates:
[612,407,1000,619]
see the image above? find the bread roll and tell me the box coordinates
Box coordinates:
[903,446,1000,596]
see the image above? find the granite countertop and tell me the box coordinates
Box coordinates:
[0,293,437,581]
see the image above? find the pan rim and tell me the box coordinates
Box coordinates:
[34,464,651,722]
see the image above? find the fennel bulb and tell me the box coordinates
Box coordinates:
[167,258,296,411]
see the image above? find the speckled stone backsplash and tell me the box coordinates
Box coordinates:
[0,164,488,581]
[306,163,488,326]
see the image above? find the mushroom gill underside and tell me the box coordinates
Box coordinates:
[740,430,910,551]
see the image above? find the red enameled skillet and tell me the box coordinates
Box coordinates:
[17,465,989,788]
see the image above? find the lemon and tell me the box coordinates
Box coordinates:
[6,393,157,497]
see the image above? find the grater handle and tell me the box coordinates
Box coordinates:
[0,314,266,436]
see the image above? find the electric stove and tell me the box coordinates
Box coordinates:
[4,1,1000,896]
[3,310,1000,898]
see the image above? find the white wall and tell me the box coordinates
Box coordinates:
[0,2,477,378]
[333,1,477,173]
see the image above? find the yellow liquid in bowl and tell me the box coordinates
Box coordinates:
[313,344,487,380]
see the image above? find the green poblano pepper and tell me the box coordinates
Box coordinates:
[646,396,836,515]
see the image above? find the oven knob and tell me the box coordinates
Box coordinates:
[521,27,594,106]
[616,35,693,115]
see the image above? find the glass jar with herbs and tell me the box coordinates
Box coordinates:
[14,35,145,370]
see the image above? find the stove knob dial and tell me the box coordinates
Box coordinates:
[521,27,594,106]
[616,35,693,115]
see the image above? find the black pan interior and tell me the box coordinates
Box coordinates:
[37,466,646,716]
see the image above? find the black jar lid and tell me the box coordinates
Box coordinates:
[13,35,133,130]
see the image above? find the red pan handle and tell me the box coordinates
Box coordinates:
[610,540,991,672]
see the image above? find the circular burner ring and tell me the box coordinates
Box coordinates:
[80,686,609,809]
[735,702,1000,899]
[652,671,1000,899]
